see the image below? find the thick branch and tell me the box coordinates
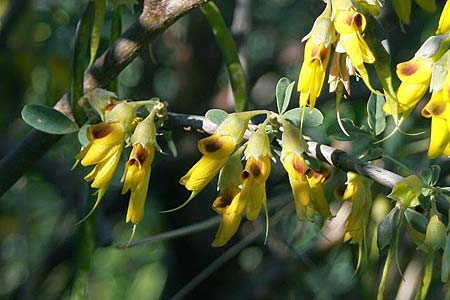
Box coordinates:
[0,0,209,197]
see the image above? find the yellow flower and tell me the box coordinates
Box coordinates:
[180,112,257,199]
[282,152,312,220]
[241,125,272,221]
[211,186,245,247]
[342,172,372,245]
[422,90,450,158]
[122,118,156,224]
[78,122,125,200]
[437,0,450,34]
[211,148,249,247]
[298,9,334,108]
[385,57,432,115]
[241,156,271,221]
[180,134,236,194]
[333,9,376,92]
[305,169,332,220]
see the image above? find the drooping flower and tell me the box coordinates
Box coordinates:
[422,90,450,158]
[180,112,260,200]
[122,116,157,224]
[342,172,372,245]
[75,100,137,220]
[78,122,125,199]
[298,2,334,108]
[333,5,376,92]
[211,152,245,247]
[305,169,332,220]
[241,124,272,221]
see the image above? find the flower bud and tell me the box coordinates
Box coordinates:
[423,215,446,251]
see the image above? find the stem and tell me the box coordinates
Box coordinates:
[201,2,248,112]
[377,247,394,300]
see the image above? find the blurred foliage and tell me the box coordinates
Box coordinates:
[2,0,450,300]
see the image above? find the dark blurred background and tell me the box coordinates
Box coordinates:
[0,0,449,299]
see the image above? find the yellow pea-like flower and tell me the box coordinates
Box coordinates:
[78,122,125,195]
[180,134,236,192]
[180,112,259,200]
[385,57,432,115]
[298,3,334,108]
[122,117,157,225]
[334,10,376,92]
[342,172,372,245]
[437,0,450,34]
[211,186,245,247]
[422,91,450,158]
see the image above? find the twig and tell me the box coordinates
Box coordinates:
[0,0,210,197]
[168,201,294,300]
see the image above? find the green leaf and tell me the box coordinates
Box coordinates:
[201,2,247,112]
[72,1,96,124]
[442,235,450,282]
[22,104,79,135]
[89,0,106,67]
[404,209,428,234]
[388,175,423,208]
[326,118,369,141]
[282,107,323,128]
[205,109,228,125]
[78,123,90,146]
[377,207,399,252]
[367,93,386,136]
[163,130,178,158]
[276,77,294,114]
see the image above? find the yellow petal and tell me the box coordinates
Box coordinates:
[422,90,446,119]
[241,156,271,221]
[396,58,432,84]
[394,82,429,113]
[428,116,450,158]
[90,145,123,188]
[212,192,245,247]
[437,0,450,34]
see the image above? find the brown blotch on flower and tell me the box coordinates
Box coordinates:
[214,191,234,209]
[91,124,113,139]
[241,170,250,180]
[204,139,223,153]
[353,14,363,28]
[249,162,262,177]
[400,63,418,77]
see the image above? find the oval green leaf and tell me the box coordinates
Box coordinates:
[22,104,79,135]
[205,109,228,125]
[377,207,398,252]
[283,107,324,128]
[276,77,293,114]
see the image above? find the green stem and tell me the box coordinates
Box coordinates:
[201,2,247,112]
[377,247,394,300]
[72,1,96,125]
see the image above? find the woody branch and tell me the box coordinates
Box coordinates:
[0,0,210,197]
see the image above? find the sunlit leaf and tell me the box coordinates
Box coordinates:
[388,175,423,208]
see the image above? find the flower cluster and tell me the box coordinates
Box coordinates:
[298,0,379,108]
[383,3,450,158]
[178,112,332,246]
[74,89,162,229]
